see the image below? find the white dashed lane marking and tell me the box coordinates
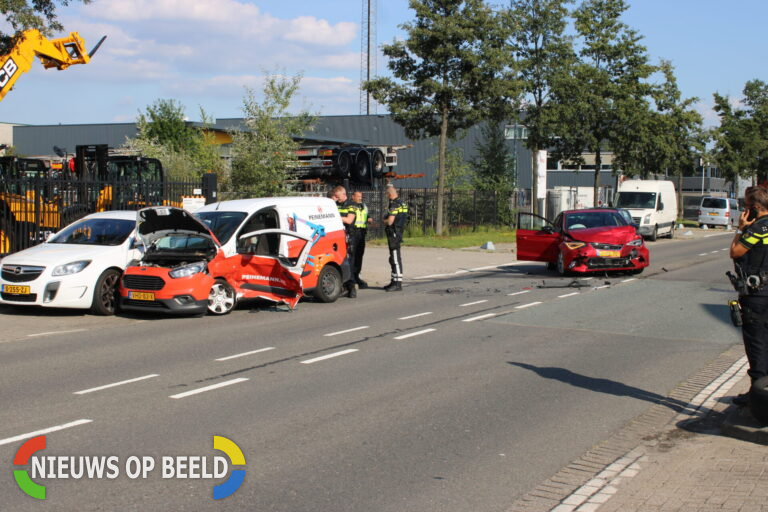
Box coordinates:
[394,329,436,340]
[300,349,359,364]
[462,313,496,323]
[0,420,93,447]
[169,378,249,399]
[324,326,369,337]
[515,302,542,310]
[74,374,159,395]
[215,347,275,362]
[459,300,488,307]
[398,312,433,320]
[508,290,531,297]
[558,292,579,298]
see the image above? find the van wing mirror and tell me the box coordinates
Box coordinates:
[658,202,664,211]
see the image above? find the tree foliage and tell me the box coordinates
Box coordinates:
[712,79,768,185]
[507,0,574,214]
[128,101,225,181]
[0,0,90,53]
[365,0,517,234]
[228,73,316,199]
[551,0,655,205]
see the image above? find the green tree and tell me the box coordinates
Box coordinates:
[0,0,90,53]
[229,73,316,198]
[552,0,655,206]
[365,0,516,235]
[136,99,200,154]
[712,80,768,186]
[471,121,516,224]
[507,0,574,215]
[128,102,225,181]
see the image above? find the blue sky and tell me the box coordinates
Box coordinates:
[0,0,765,127]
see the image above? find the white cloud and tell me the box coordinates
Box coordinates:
[283,17,356,46]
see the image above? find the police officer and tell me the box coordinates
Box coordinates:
[330,185,357,298]
[730,186,768,405]
[350,190,372,288]
[383,185,409,292]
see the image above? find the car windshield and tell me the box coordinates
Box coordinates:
[565,211,627,230]
[196,211,247,244]
[616,192,657,209]
[150,233,213,251]
[701,197,727,209]
[49,218,135,246]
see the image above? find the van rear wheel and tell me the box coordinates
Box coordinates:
[315,265,342,303]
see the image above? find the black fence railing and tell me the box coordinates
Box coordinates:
[1,177,204,256]
[343,187,518,239]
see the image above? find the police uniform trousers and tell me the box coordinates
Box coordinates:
[386,227,403,283]
[739,294,768,383]
[351,228,366,282]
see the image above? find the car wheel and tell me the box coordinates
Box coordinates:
[668,224,675,239]
[546,262,556,271]
[314,265,342,303]
[208,279,236,315]
[648,225,658,242]
[749,376,768,425]
[91,269,121,316]
[556,252,567,276]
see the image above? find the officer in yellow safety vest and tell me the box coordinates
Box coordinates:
[330,185,357,298]
[350,190,372,288]
[383,185,409,292]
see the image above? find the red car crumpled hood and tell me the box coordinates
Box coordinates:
[567,225,638,244]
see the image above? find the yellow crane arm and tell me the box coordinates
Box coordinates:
[0,29,103,102]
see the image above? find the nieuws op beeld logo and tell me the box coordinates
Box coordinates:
[13,435,245,500]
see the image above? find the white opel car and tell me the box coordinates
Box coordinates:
[0,211,141,315]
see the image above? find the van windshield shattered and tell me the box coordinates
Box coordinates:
[616,192,657,209]
[195,211,247,244]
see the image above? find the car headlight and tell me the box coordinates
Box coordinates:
[52,260,91,276]
[564,242,586,250]
[168,261,207,279]
[627,238,644,247]
[643,214,651,224]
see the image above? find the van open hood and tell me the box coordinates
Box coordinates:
[137,207,217,247]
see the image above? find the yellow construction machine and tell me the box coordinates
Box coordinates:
[0,28,105,101]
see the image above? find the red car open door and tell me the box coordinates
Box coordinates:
[516,212,561,262]
[233,229,314,309]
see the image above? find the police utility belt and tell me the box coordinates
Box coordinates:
[726,269,768,296]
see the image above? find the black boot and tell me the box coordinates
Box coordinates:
[385,281,402,292]
[357,278,369,289]
[346,283,357,298]
[383,280,396,291]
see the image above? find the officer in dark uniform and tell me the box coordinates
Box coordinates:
[730,186,768,405]
[350,190,371,288]
[330,185,357,298]
[383,185,409,292]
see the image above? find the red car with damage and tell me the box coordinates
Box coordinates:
[516,209,650,275]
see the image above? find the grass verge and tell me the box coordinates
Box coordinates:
[369,227,516,249]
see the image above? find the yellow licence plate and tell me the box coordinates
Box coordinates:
[129,291,155,301]
[597,250,621,258]
[708,212,718,216]
[2,285,30,294]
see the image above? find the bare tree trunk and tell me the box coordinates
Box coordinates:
[436,105,449,235]
[593,147,601,207]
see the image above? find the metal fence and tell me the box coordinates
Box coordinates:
[344,186,519,239]
[1,177,204,256]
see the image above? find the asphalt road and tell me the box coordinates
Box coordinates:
[0,231,742,511]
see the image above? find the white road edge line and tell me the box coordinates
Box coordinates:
[704,232,730,237]
[394,328,436,340]
[398,312,433,320]
[558,292,579,298]
[0,419,93,447]
[301,349,359,364]
[515,302,542,309]
[621,278,637,283]
[462,313,496,323]
[323,326,369,337]
[74,374,159,395]
[508,290,531,296]
[459,300,488,307]
[216,347,276,362]
[27,328,87,338]
[169,378,249,399]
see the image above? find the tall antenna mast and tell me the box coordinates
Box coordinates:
[360,0,377,115]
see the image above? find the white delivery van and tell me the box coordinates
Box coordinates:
[697,196,740,229]
[615,180,678,241]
